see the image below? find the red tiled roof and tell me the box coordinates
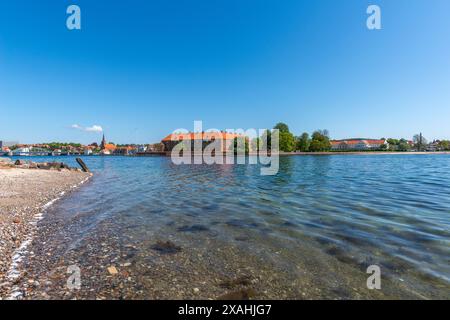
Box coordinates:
[103,143,117,150]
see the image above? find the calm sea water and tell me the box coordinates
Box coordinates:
[12,154,450,298]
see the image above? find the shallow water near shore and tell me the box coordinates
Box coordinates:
[9,155,450,299]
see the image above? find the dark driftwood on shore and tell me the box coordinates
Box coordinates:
[76,158,90,173]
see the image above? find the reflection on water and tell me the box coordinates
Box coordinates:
[16,155,450,298]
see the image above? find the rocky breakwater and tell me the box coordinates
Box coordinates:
[7,159,85,172]
[0,157,92,299]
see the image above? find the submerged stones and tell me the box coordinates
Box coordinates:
[217,288,257,300]
[281,221,297,228]
[226,219,260,229]
[151,241,182,254]
[325,246,356,265]
[217,275,258,300]
[234,236,250,242]
[219,275,252,289]
[177,225,209,233]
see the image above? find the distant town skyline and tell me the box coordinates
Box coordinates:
[1,1,450,144]
[1,129,444,147]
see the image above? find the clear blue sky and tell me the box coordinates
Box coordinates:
[1,0,449,144]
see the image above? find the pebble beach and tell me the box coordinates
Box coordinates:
[0,158,91,298]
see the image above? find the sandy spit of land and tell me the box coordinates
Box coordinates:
[0,161,91,298]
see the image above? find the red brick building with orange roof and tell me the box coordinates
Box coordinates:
[161,132,244,153]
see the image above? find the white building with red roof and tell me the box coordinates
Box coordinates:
[331,139,388,151]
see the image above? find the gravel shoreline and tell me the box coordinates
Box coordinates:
[0,161,91,299]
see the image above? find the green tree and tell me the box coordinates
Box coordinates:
[398,139,411,151]
[46,142,82,150]
[309,130,331,152]
[273,123,295,152]
[413,133,428,151]
[274,122,290,133]
[296,132,310,152]
[387,138,399,146]
[279,131,296,152]
[387,138,398,151]
[438,140,450,151]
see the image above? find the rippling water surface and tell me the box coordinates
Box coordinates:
[16,155,450,298]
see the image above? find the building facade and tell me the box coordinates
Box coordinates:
[162,132,243,153]
[331,139,388,151]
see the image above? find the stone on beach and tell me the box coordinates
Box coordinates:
[14,160,26,166]
[107,266,119,275]
[9,159,81,172]
[37,162,69,170]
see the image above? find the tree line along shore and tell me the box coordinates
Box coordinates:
[2,122,450,156]
[230,123,450,154]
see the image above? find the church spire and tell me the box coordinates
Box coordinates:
[101,134,106,149]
